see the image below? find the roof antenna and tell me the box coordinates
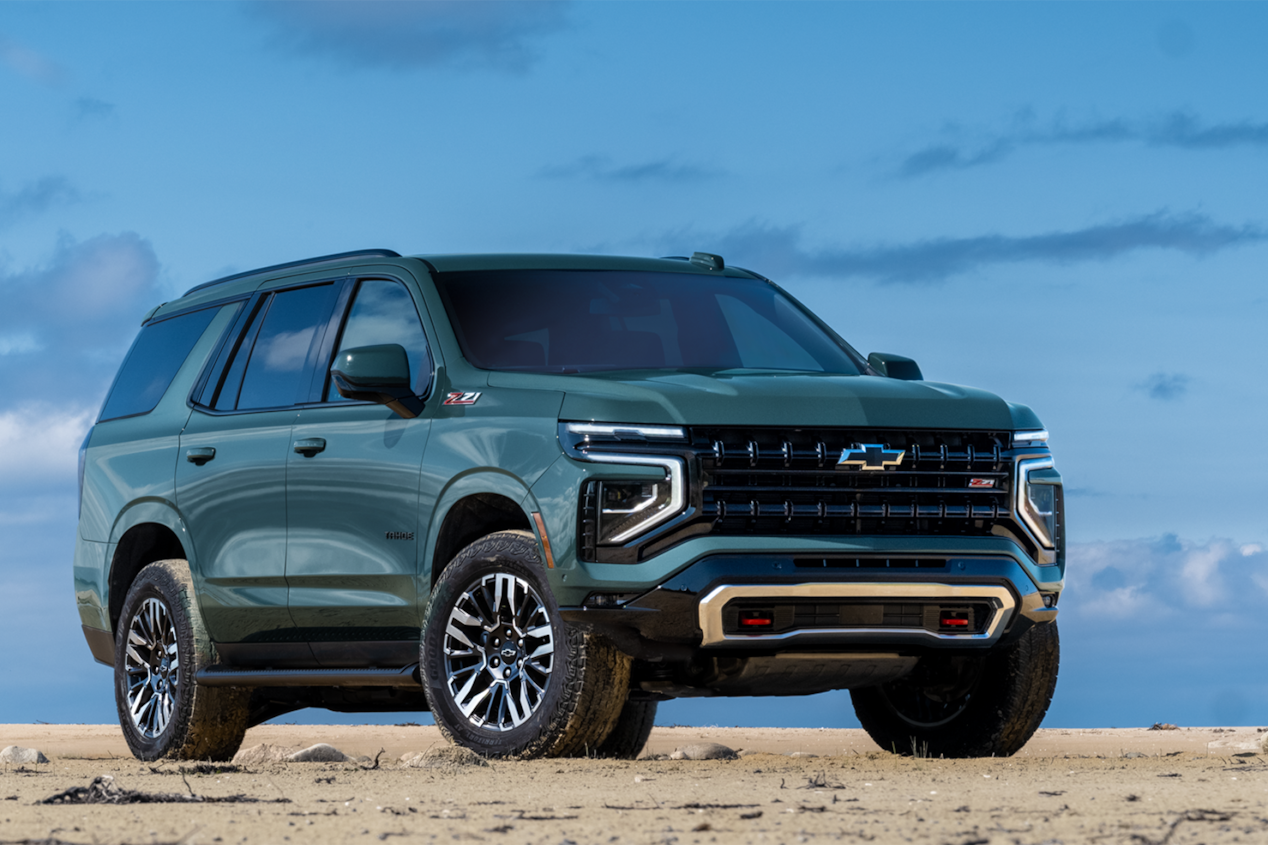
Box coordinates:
[689,252,724,271]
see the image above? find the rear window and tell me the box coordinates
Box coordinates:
[99,307,219,422]
[434,270,864,375]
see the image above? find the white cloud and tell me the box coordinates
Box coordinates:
[0,332,40,355]
[1066,535,1268,623]
[0,404,95,487]
[39,232,160,320]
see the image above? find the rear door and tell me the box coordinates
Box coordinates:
[176,282,342,657]
[285,277,434,667]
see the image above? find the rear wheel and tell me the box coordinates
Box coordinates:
[114,560,250,761]
[593,699,658,759]
[422,530,630,758]
[851,622,1059,758]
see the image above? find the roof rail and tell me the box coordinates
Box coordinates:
[183,249,402,296]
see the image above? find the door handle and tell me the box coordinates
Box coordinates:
[186,447,216,466]
[293,437,326,457]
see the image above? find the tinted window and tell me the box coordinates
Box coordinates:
[100,307,220,422]
[208,299,266,411]
[434,270,863,375]
[235,284,339,410]
[325,280,431,401]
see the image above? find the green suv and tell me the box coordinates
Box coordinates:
[74,249,1062,761]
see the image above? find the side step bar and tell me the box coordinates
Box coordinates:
[196,665,421,688]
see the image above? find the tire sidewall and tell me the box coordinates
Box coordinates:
[114,564,199,761]
[852,622,1060,758]
[421,535,571,757]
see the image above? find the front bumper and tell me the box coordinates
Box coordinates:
[561,553,1057,657]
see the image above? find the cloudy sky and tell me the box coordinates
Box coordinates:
[2,1,1266,729]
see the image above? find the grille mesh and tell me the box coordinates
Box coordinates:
[693,427,1012,539]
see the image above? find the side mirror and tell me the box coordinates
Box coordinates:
[867,352,923,381]
[330,344,424,419]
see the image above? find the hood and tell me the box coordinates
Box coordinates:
[486,369,1021,430]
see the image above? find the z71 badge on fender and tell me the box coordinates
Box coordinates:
[443,391,482,406]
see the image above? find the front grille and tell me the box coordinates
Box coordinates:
[695,427,1012,539]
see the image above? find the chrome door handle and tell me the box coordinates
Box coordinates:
[186,447,216,466]
[293,437,326,457]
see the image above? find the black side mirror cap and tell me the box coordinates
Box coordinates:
[330,344,424,419]
[868,352,923,381]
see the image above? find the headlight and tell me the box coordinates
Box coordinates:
[562,422,687,547]
[595,479,676,544]
[1016,457,1058,549]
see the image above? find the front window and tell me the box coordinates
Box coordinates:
[434,270,864,375]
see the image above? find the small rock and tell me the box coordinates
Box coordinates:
[1123,751,1146,759]
[0,746,49,764]
[232,744,301,765]
[287,744,356,763]
[789,752,818,758]
[669,742,738,761]
[1149,723,1180,731]
[399,746,488,769]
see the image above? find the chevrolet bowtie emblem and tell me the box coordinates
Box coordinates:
[837,443,905,471]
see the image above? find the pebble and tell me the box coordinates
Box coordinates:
[288,743,356,763]
[399,746,488,769]
[232,743,356,764]
[0,745,49,764]
[668,742,738,761]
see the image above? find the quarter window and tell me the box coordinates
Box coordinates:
[99,307,221,422]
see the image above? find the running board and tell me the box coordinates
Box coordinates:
[196,665,421,688]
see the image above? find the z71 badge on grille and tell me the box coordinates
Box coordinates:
[837,443,905,471]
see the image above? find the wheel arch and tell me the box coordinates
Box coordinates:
[425,472,537,591]
[107,501,194,633]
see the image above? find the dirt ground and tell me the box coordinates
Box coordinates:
[3,725,1267,845]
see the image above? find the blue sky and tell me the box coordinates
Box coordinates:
[2,1,1266,730]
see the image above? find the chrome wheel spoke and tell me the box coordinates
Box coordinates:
[123,596,180,740]
[443,571,554,733]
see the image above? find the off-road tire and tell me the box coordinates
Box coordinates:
[851,621,1060,758]
[422,530,631,759]
[593,699,658,759]
[114,560,250,761]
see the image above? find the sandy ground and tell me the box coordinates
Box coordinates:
[3,724,1267,844]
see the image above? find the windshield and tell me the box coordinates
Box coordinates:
[434,269,865,375]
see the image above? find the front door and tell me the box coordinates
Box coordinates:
[284,278,435,667]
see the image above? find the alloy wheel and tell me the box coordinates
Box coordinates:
[123,596,180,738]
[443,573,555,731]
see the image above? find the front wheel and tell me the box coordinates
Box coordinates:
[421,531,631,758]
[851,621,1059,758]
[114,560,250,761]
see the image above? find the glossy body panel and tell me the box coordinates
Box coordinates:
[286,404,431,632]
[79,304,238,543]
[418,385,564,584]
[176,408,297,641]
[495,370,1014,430]
[73,539,110,631]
